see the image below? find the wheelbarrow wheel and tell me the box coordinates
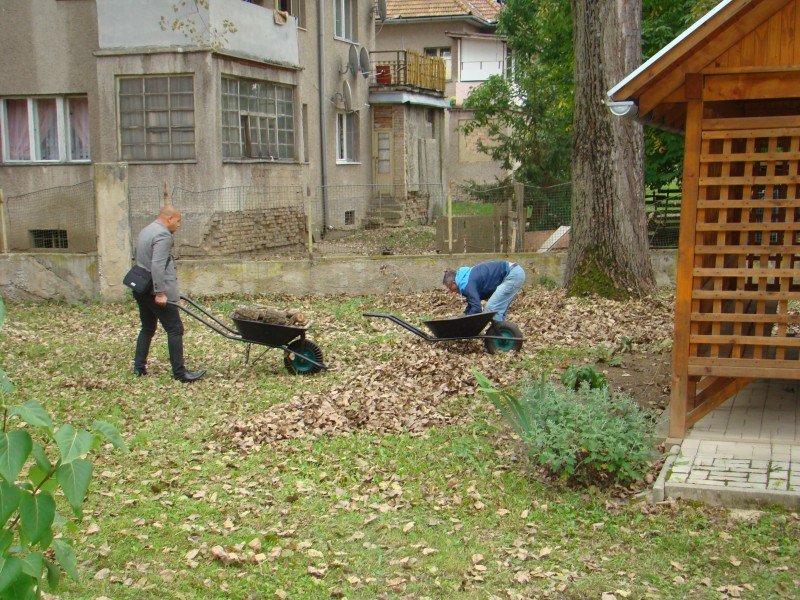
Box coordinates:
[284,339,324,375]
[484,321,523,354]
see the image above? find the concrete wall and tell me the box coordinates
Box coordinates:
[447,107,507,185]
[1,250,676,303]
[97,0,299,66]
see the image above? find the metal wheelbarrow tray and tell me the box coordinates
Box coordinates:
[178,295,328,374]
[363,311,524,354]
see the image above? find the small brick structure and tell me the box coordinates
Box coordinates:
[178,207,307,257]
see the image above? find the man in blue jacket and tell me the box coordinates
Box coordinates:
[443,260,526,322]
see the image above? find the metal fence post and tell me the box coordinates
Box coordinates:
[305,196,314,259]
[0,189,8,254]
[446,184,453,255]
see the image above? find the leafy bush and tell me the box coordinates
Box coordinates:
[476,372,655,486]
[561,364,607,390]
[0,296,127,598]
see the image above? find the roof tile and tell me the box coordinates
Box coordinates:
[385,0,501,22]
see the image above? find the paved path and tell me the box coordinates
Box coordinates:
[654,380,800,509]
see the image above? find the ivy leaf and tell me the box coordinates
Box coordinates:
[10,401,53,435]
[19,491,55,546]
[55,460,92,515]
[0,556,22,592]
[92,421,128,453]
[20,553,43,581]
[0,480,20,527]
[0,430,32,483]
[55,425,93,464]
[52,539,78,581]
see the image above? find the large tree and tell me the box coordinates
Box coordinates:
[564,0,654,299]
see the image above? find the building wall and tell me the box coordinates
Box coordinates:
[374,20,508,188]
[0,0,99,195]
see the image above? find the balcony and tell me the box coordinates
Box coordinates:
[96,0,299,68]
[370,51,446,95]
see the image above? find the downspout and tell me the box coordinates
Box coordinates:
[317,0,329,233]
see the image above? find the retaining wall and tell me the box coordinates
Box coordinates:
[0,250,677,303]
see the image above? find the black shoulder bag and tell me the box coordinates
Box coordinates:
[122,265,152,294]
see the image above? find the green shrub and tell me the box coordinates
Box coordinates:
[561,364,607,390]
[0,297,127,598]
[476,372,655,487]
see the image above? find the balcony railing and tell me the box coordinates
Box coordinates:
[370,50,446,95]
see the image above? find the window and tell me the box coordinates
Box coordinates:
[30,229,68,249]
[222,76,295,161]
[424,47,452,81]
[118,75,195,161]
[279,0,306,27]
[336,111,357,163]
[333,0,354,41]
[0,96,90,163]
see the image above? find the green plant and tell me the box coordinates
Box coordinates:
[0,297,127,598]
[536,275,559,288]
[476,371,655,486]
[561,364,607,390]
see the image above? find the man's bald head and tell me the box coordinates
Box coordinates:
[157,205,182,233]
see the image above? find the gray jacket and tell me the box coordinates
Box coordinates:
[135,221,179,302]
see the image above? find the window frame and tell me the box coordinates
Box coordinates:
[0,96,91,164]
[333,0,355,42]
[221,75,296,162]
[336,111,358,164]
[117,74,196,163]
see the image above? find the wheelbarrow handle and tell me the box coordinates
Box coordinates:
[178,295,242,340]
[362,312,434,341]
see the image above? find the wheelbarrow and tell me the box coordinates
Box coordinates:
[363,311,524,354]
[178,296,328,374]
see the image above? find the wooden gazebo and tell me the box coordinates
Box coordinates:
[608,0,800,438]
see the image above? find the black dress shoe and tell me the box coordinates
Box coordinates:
[175,369,206,383]
[134,367,148,376]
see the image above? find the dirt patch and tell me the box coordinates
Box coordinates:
[581,349,673,412]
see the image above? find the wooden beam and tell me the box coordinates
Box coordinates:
[703,71,800,100]
[686,376,755,426]
[670,99,704,439]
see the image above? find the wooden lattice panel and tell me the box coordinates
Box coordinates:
[689,120,800,379]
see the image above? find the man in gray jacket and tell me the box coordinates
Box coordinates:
[133,205,205,382]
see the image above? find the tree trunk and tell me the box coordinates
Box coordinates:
[565,0,655,299]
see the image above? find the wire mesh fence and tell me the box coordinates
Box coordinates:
[3,181,96,253]
[311,183,445,256]
[125,180,681,260]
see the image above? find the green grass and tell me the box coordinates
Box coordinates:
[0,296,797,599]
[451,201,496,216]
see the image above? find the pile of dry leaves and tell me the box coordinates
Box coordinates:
[229,288,674,450]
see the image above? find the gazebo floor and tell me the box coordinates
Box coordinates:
[654,380,800,509]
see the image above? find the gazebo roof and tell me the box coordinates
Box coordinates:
[607,0,798,132]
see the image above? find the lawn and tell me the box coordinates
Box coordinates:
[0,288,797,599]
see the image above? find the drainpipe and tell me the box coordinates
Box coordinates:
[317,0,329,233]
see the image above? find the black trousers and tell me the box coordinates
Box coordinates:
[133,292,185,377]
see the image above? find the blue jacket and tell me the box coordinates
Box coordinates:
[456,260,510,315]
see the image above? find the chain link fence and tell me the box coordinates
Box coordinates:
[3,181,96,253]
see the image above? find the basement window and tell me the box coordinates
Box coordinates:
[344,210,355,225]
[30,229,68,249]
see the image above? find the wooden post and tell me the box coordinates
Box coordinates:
[446,184,453,255]
[514,182,525,252]
[669,94,704,439]
[0,189,9,254]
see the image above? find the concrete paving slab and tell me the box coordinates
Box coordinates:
[653,379,799,509]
